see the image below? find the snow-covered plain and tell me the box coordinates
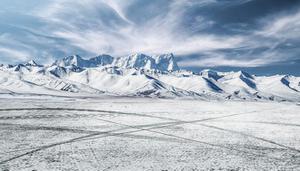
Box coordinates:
[0,96,299,170]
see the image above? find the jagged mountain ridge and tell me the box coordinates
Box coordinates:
[0,53,299,101]
[53,53,179,72]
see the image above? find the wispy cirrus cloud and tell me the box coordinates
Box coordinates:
[179,6,300,68]
[0,0,299,75]
[34,0,238,57]
[0,47,30,62]
[257,10,300,39]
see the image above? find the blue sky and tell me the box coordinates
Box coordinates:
[0,0,299,75]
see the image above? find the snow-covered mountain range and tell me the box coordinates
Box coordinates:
[0,53,299,102]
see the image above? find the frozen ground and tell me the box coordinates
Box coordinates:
[0,97,299,170]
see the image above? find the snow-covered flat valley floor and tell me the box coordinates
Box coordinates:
[0,97,299,170]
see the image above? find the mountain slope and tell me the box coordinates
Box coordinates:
[0,53,299,101]
[64,67,199,98]
[0,65,103,96]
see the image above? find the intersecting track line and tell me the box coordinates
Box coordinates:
[152,112,300,154]
[136,111,300,154]
[0,108,175,121]
[93,117,286,161]
[0,107,285,164]
[0,106,256,121]
[198,120,300,128]
[0,107,267,121]
[0,121,186,164]
[2,107,298,154]
[235,121,300,128]
[0,121,179,155]
[198,123,300,153]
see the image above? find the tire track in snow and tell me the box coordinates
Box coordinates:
[0,107,269,121]
[0,109,285,165]
[198,123,300,153]
[0,107,268,122]
[243,121,300,127]
[87,142,102,168]
[0,107,290,164]
[0,121,181,155]
[0,121,185,165]
[0,123,100,134]
[201,120,300,128]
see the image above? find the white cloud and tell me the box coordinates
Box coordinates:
[179,57,264,67]
[179,50,286,68]
[104,0,134,24]
[0,47,30,62]
[257,10,300,39]
[34,0,242,58]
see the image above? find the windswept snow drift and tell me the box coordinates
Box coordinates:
[0,53,300,101]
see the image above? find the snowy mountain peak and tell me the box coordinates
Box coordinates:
[200,69,222,80]
[113,53,155,70]
[25,60,39,66]
[51,53,180,72]
[109,53,180,71]
[54,55,85,67]
[89,54,114,67]
[153,53,179,71]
